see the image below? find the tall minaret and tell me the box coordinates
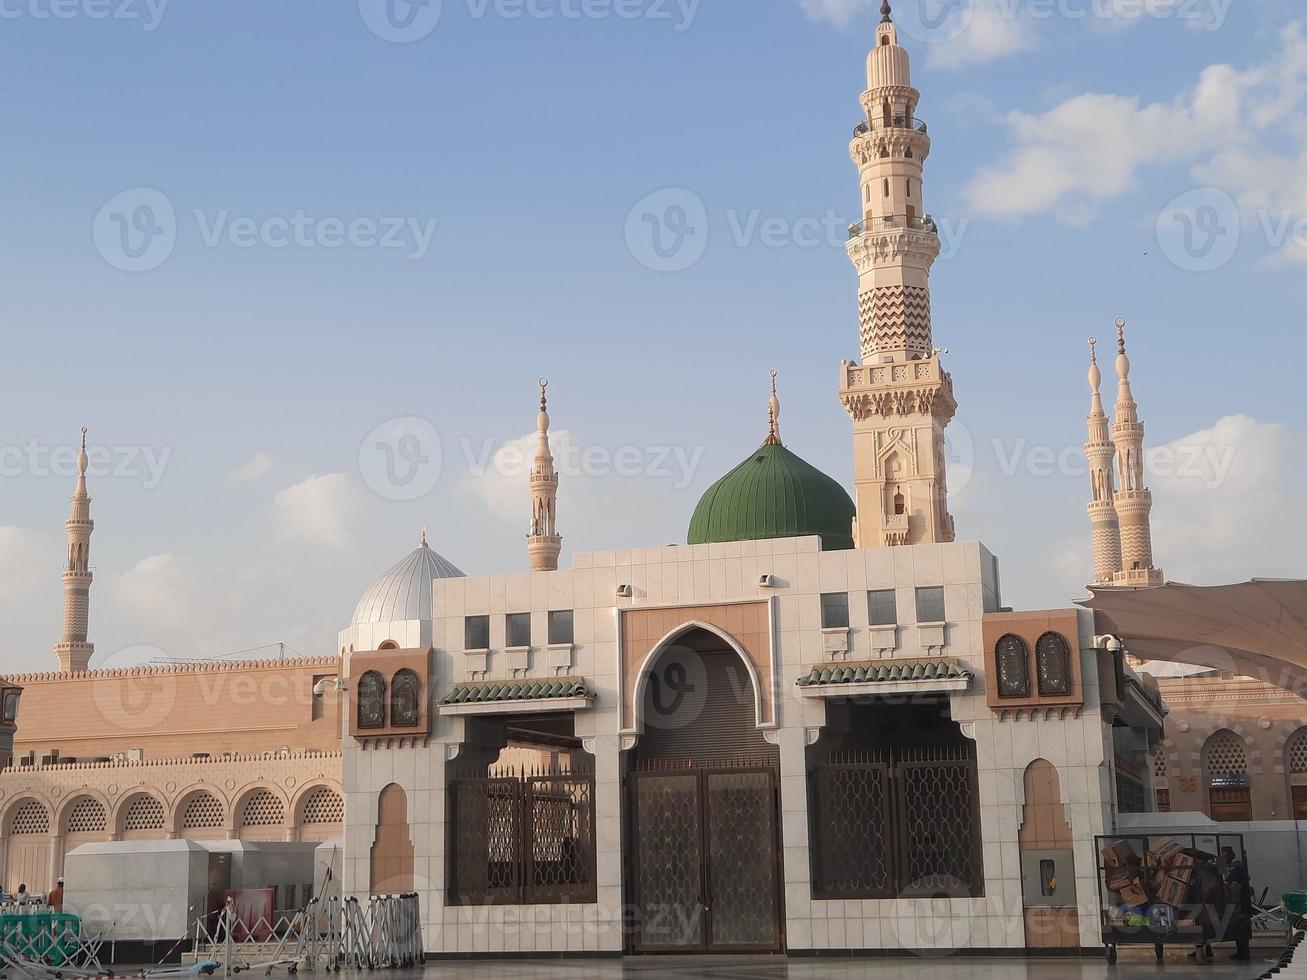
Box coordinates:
[527,379,562,572]
[1110,320,1164,587]
[1085,338,1123,584]
[840,1,957,549]
[54,428,95,673]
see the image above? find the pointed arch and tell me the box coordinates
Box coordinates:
[632,620,765,733]
[114,790,169,838]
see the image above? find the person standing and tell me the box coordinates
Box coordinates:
[1222,847,1254,962]
[47,878,64,913]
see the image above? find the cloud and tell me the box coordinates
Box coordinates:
[1149,415,1307,585]
[967,23,1307,239]
[113,553,196,628]
[927,0,1036,70]
[273,474,358,550]
[0,527,51,606]
[227,452,273,483]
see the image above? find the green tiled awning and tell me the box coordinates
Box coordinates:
[441,677,595,707]
[797,659,972,689]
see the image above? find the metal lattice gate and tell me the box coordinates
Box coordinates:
[810,746,983,900]
[628,763,783,953]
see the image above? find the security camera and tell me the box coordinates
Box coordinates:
[759,574,777,588]
[313,677,345,698]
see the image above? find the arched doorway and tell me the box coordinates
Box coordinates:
[624,626,783,954]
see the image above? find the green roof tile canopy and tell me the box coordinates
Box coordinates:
[441,678,594,706]
[797,659,972,688]
[688,441,856,552]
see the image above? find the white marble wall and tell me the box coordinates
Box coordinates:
[341,537,1114,954]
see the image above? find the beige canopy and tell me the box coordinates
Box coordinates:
[1080,580,1307,694]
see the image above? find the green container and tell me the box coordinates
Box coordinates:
[1285,893,1307,937]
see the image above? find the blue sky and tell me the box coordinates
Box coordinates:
[2,0,1305,672]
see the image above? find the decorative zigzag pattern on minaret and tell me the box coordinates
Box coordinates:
[840,5,957,549]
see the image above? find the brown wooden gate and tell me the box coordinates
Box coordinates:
[627,761,784,953]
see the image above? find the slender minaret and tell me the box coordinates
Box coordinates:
[1110,320,1164,587]
[527,379,562,572]
[840,1,957,549]
[54,428,95,672]
[1085,338,1123,584]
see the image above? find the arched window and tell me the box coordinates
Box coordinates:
[994,634,1030,699]
[390,669,420,728]
[893,489,906,516]
[65,796,107,835]
[1035,632,1072,697]
[358,671,386,729]
[1287,728,1307,819]
[2,690,19,724]
[1204,730,1251,821]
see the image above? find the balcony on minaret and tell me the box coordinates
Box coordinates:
[853,114,928,138]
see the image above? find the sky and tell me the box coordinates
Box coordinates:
[2,0,1306,673]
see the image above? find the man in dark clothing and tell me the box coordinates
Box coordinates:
[1221,846,1253,961]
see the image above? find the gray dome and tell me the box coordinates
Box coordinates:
[351,539,465,626]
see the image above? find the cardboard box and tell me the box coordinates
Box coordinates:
[1156,872,1194,908]
[1148,837,1185,867]
[1102,839,1139,869]
[1120,880,1150,908]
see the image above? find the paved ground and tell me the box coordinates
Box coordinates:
[345,953,1280,980]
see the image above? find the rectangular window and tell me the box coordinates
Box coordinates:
[915,586,946,624]
[548,610,574,645]
[464,615,491,651]
[506,613,532,649]
[821,593,850,630]
[868,590,897,627]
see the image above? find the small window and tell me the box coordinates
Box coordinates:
[390,669,420,728]
[357,671,386,730]
[1035,632,1072,697]
[1039,859,1057,897]
[995,635,1030,699]
[506,613,532,649]
[820,593,850,630]
[464,615,490,651]
[883,178,889,198]
[894,489,906,516]
[906,179,912,198]
[2,691,18,724]
[915,587,945,624]
[548,610,574,646]
[868,590,897,627]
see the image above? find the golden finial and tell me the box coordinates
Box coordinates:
[881,0,892,23]
[80,427,87,450]
[538,377,549,410]
[420,526,428,548]
[1089,337,1098,363]
[1115,316,1128,355]
[765,370,782,446]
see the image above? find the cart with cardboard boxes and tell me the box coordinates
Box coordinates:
[1097,833,1248,965]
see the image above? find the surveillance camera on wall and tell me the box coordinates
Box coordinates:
[759,574,777,588]
[313,676,345,699]
[616,584,634,598]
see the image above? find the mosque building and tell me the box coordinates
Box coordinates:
[10,0,1299,960]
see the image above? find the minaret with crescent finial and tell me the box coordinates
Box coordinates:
[1085,337,1123,584]
[840,1,957,549]
[1110,319,1164,587]
[54,428,95,672]
[527,379,562,572]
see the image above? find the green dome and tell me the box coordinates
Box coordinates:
[688,440,856,551]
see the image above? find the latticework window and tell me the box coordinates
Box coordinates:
[995,635,1030,699]
[182,792,224,829]
[66,797,107,834]
[358,671,386,729]
[301,787,344,825]
[1035,632,1072,697]
[391,669,420,728]
[1289,729,1307,775]
[1153,748,1169,779]
[1206,731,1250,786]
[122,794,166,831]
[241,790,285,828]
[10,799,50,835]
